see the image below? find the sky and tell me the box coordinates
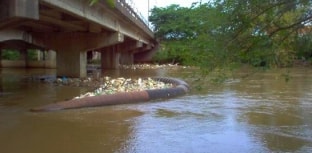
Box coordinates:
[131,0,204,22]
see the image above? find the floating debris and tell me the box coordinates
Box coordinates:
[119,64,189,70]
[74,77,173,99]
[50,64,190,99]
[54,77,173,99]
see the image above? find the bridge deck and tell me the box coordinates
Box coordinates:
[0,0,158,77]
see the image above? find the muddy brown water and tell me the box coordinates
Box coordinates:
[0,67,311,153]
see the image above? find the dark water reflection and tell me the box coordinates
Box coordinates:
[0,67,312,153]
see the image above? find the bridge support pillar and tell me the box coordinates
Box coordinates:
[0,47,2,67]
[118,40,143,65]
[20,49,28,67]
[32,32,124,78]
[45,50,56,68]
[101,45,120,69]
[56,50,87,78]
[120,52,134,65]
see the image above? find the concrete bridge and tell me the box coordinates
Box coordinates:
[0,0,157,77]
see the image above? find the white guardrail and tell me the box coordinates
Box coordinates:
[116,0,152,30]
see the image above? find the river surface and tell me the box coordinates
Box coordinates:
[0,67,311,153]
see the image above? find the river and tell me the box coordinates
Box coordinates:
[0,67,311,153]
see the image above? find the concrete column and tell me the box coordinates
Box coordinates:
[19,50,26,60]
[101,45,121,69]
[118,40,142,65]
[36,50,44,61]
[45,50,56,68]
[134,44,159,63]
[57,50,87,78]
[0,47,2,68]
[19,49,28,67]
[120,52,134,65]
[32,32,124,78]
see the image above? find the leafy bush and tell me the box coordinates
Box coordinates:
[27,49,39,61]
[1,50,20,60]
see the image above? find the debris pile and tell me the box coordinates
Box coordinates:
[54,77,173,99]
[120,64,186,69]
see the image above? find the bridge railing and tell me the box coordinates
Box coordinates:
[122,0,149,25]
[114,0,154,37]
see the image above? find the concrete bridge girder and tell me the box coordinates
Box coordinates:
[31,31,124,77]
[0,0,157,78]
[120,40,143,51]
[0,0,39,29]
[40,0,153,44]
[0,29,33,43]
[32,32,124,51]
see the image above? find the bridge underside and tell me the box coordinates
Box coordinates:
[0,0,158,77]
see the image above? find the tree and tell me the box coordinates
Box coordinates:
[149,4,199,64]
[150,0,312,69]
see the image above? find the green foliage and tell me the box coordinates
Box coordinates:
[27,49,38,61]
[294,30,312,60]
[1,49,39,61]
[149,5,197,40]
[150,0,312,72]
[1,49,20,60]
